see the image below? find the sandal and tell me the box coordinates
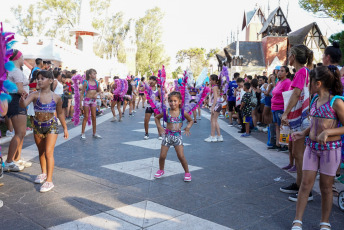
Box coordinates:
[291,220,302,230]
[320,222,331,230]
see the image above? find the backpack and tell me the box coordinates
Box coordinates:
[251,89,257,107]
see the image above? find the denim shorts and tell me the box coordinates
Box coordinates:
[272,110,284,126]
[264,96,272,107]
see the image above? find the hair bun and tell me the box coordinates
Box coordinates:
[333,41,340,48]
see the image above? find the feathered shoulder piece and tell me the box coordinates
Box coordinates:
[182,70,210,116]
[0,22,17,104]
[72,74,84,126]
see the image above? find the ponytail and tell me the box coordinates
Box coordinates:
[310,66,343,96]
[306,49,314,70]
[86,68,97,80]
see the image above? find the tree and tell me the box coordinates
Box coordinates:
[329,15,344,65]
[92,11,131,61]
[206,48,220,59]
[136,7,170,76]
[299,0,344,20]
[11,4,44,38]
[172,66,183,79]
[176,48,207,76]
[40,0,80,41]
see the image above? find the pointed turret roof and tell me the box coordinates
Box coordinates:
[259,6,291,36]
[288,22,328,49]
[242,6,266,30]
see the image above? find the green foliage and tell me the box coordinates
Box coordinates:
[11,4,43,38]
[176,48,207,76]
[41,0,80,39]
[299,0,344,20]
[135,7,170,76]
[172,66,183,79]
[206,48,220,59]
[92,10,131,61]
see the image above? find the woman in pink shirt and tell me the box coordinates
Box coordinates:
[271,66,291,150]
[280,45,314,206]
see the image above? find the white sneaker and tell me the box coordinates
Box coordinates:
[40,182,54,193]
[158,136,163,140]
[34,174,47,184]
[81,133,86,139]
[197,116,201,120]
[6,130,14,137]
[14,159,32,168]
[133,110,137,113]
[262,127,268,133]
[217,135,224,142]
[144,134,149,140]
[93,133,102,139]
[0,200,3,208]
[204,136,217,142]
[4,162,24,172]
[111,116,118,122]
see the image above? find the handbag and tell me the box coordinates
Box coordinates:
[282,67,310,131]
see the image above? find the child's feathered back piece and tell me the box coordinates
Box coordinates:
[0,22,18,104]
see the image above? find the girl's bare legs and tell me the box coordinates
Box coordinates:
[132,95,136,110]
[275,123,281,147]
[142,95,146,107]
[66,99,71,118]
[111,100,116,117]
[90,106,97,135]
[44,134,58,182]
[320,174,335,227]
[34,135,46,174]
[159,146,169,170]
[294,170,317,227]
[211,112,221,136]
[193,110,197,121]
[198,107,201,117]
[292,137,306,187]
[117,101,122,120]
[137,96,140,109]
[129,100,133,114]
[175,145,189,173]
[289,141,294,166]
[5,116,13,132]
[144,113,152,134]
[7,115,27,163]
[81,106,90,134]
[123,100,127,114]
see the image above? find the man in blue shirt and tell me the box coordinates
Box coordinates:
[227,72,239,126]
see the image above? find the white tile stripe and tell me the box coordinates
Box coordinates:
[49,200,233,230]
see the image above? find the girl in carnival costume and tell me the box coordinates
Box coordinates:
[110,76,123,122]
[290,66,344,230]
[144,75,161,140]
[153,66,209,181]
[204,71,225,142]
[19,70,68,192]
[80,69,102,139]
[136,77,146,109]
[154,91,193,181]
[122,76,133,117]
[0,22,19,206]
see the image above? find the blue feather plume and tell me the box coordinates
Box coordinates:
[6,40,17,50]
[3,80,17,93]
[4,61,15,71]
[0,93,12,103]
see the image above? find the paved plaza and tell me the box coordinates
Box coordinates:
[1,108,344,230]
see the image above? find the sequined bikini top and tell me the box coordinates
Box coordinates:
[34,92,56,113]
[166,108,183,124]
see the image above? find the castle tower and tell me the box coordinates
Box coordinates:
[242,5,266,42]
[69,0,99,54]
[124,20,137,75]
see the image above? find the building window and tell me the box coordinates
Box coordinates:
[275,45,279,53]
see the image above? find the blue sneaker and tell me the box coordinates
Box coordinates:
[241,133,250,137]
[341,163,344,169]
